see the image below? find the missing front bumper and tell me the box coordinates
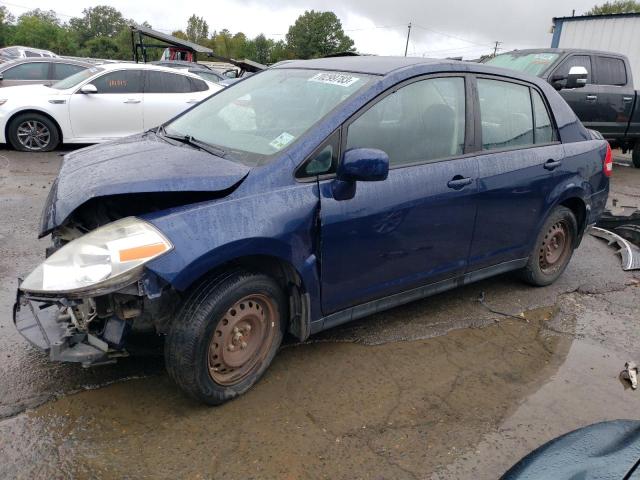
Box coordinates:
[13,288,125,366]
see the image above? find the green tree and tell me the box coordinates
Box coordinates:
[69,5,126,45]
[172,30,188,40]
[253,34,271,64]
[587,0,640,14]
[285,10,355,59]
[185,14,208,44]
[10,10,76,54]
[0,6,15,47]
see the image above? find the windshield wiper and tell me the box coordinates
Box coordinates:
[157,126,228,158]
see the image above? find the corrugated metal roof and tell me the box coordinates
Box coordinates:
[129,25,213,54]
[554,12,640,21]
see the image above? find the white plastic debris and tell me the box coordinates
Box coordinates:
[621,362,638,390]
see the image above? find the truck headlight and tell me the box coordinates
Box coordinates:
[20,217,172,296]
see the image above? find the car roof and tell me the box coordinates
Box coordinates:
[271,56,458,76]
[152,60,213,71]
[0,57,93,68]
[495,48,628,58]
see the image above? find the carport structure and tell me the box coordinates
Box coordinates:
[129,24,213,63]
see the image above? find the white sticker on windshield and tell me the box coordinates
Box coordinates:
[269,132,296,150]
[308,72,360,87]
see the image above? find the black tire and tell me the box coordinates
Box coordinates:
[519,206,578,287]
[633,143,640,168]
[8,112,60,152]
[165,270,286,405]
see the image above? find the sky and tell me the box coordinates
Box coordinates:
[1,0,601,59]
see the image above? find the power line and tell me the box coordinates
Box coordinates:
[412,23,495,48]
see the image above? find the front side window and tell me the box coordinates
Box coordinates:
[346,77,466,167]
[478,79,533,150]
[3,62,49,80]
[552,55,592,84]
[595,56,627,86]
[146,71,192,93]
[165,69,373,165]
[52,63,87,80]
[92,70,143,94]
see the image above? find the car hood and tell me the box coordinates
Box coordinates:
[39,133,250,236]
[0,84,64,97]
[502,420,640,479]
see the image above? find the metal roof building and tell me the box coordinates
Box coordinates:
[551,13,640,83]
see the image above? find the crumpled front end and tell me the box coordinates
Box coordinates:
[14,272,178,366]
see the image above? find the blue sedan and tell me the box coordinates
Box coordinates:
[14,56,611,404]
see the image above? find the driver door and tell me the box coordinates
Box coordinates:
[69,69,144,140]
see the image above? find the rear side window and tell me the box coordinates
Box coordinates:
[3,62,49,80]
[52,63,86,80]
[532,90,554,144]
[146,71,192,93]
[595,56,627,86]
[189,77,209,92]
[478,79,533,150]
[346,76,466,167]
[24,51,41,58]
[92,70,143,93]
[552,55,592,84]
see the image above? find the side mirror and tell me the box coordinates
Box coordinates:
[565,66,588,89]
[79,83,97,94]
[337,148,389,182]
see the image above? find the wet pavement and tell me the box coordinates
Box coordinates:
[1,148,639,479]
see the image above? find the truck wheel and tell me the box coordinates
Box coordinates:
[165,270,286,405]
[633,144,640,168]
[519,206,578,287]
[8,113,60,152]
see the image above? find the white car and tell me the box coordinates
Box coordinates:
[0,63,223,151]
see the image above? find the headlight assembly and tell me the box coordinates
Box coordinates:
[20,217,172,296]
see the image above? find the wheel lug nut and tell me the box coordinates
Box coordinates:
[228,345,235,352]
[240,341,247,349]
[233,327,239,334]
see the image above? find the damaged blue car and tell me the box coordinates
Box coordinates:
[14,56,610,404]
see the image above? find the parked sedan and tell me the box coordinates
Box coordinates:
[0,58,93,87]
[0,63,223,151]
[14,57,610,405]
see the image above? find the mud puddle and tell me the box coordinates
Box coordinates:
[2,307,635,480]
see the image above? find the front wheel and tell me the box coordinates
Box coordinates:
[633,143,640,168]
[519,206,578,287]
[8,113,60,152]
[165,271,286,405]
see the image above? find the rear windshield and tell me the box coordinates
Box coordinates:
[485,52,560,76]
[50,66,104,90]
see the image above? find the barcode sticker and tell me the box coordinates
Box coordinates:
[308,72,360,87]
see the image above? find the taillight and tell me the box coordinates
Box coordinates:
[603,143,613,177]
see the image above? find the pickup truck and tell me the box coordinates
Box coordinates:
[486,48,640,168]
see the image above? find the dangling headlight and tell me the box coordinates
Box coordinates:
[20,217,172,296]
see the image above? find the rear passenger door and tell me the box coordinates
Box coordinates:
[592,55,635,137]
[143,71,210,129]
[467,77,564,272]
[319,75,478,314]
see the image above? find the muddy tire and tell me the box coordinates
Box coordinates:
[633,143,640,168]
[519,206,578,287]
[165,270,286,405]
[8,113,60,152]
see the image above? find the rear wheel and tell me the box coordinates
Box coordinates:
[165,271,286,405]
[520,206,578,286]
[8,113,60,152]
[633,143,640,168]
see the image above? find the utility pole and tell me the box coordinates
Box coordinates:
[493,41,502,57]
[404,22,412,57]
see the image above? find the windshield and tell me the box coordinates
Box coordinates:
[485,52,560,76]
[51,66,104,90]
[164,69,374,165]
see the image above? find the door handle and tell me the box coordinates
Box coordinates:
[585,95,598,102]
[186,99,199,104]
[544,159,562,170]
[124,99,141,104]
[623,96,634,103]
[447,175,473,190]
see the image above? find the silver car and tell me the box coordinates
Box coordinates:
[0,58,94,87]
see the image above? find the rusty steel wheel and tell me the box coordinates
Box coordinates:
[207,293,278,386]
[538,220,573,274]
